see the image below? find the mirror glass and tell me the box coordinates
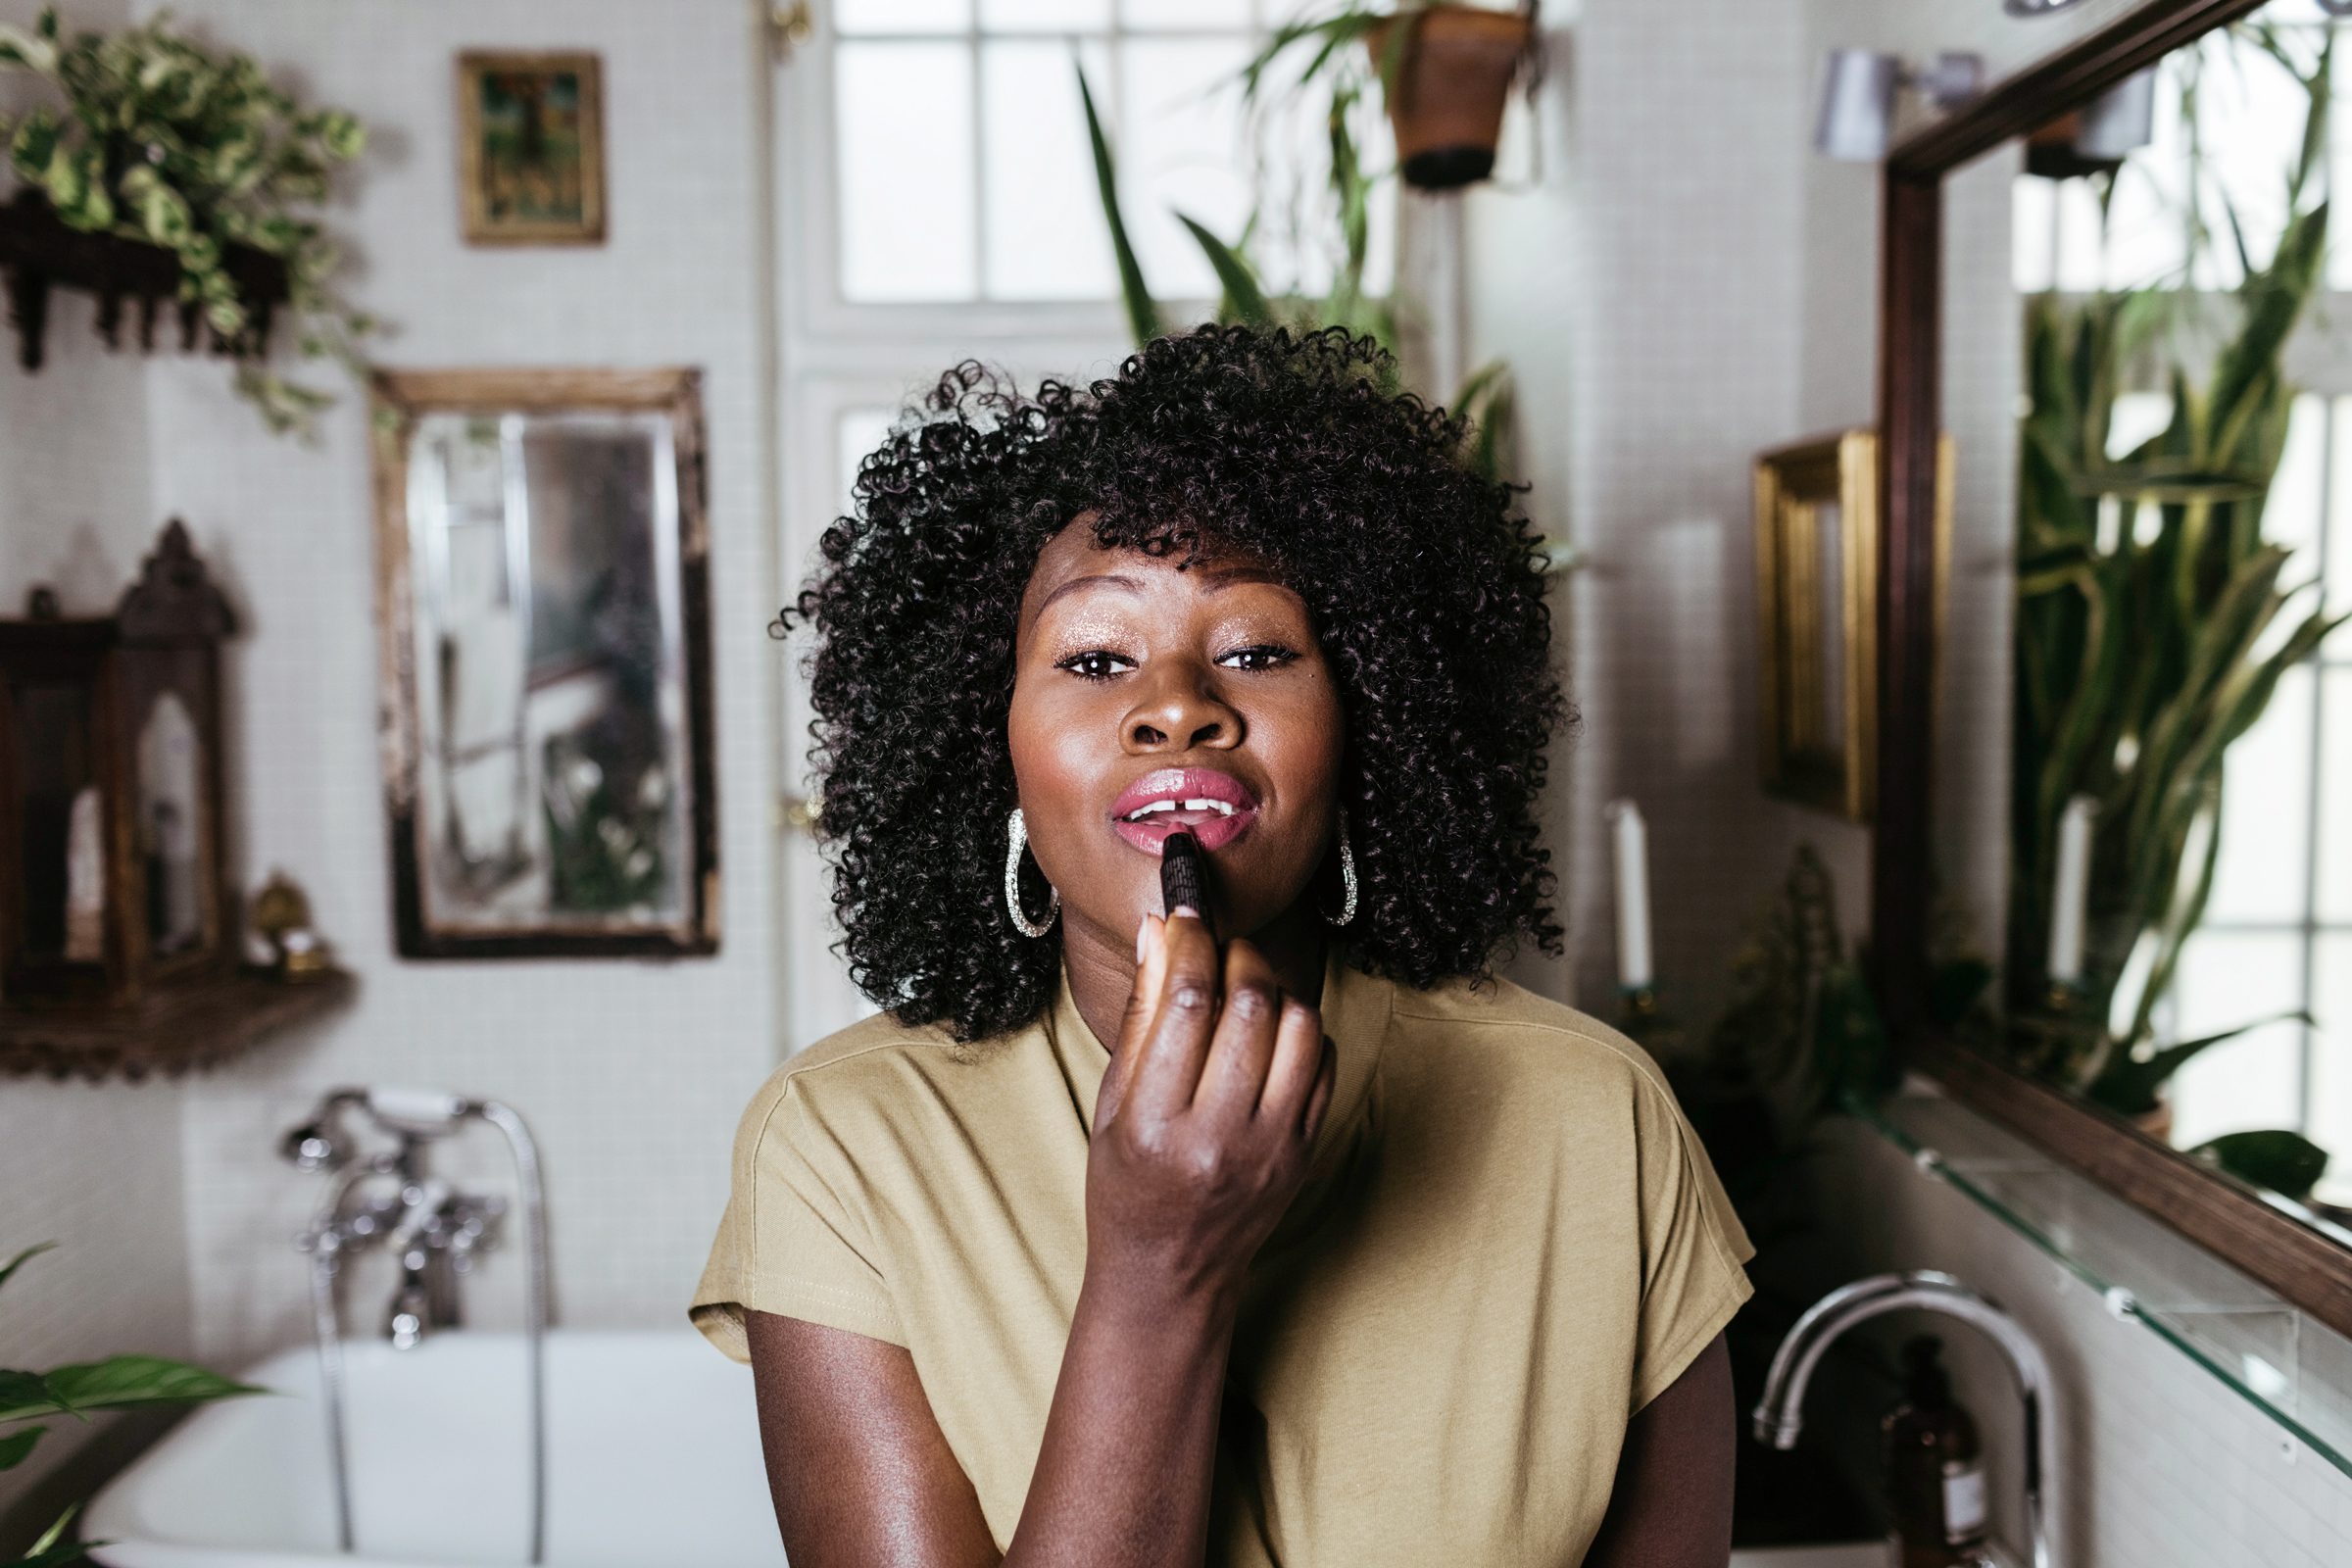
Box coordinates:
[401,406,696,940]
[1945,0,2352,1229]
[136,691,206,958]
[10,678,104,964]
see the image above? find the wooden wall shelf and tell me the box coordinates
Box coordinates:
[0,965,355,1082]
[0,190,289,371]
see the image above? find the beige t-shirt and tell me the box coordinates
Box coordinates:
[691,944,1756,1565]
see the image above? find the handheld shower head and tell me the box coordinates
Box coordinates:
[280,1119,346,1172]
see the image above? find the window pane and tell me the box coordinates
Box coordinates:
[2167,932,2308,1149]
[2210,663,2314,923]
[2309,934,2352,1208]
[1120,0,1251,27]
[980,0,1112,29]
[836,408,896,518]
[2265,393,2327,554]
[2332,396,2352,615]
[982,39,1118,299]
[837,43,979,302]
[2320,667,2352,922]
[837,0,970,34]
[2013,177,2057,296]
[1119,37,1254,302]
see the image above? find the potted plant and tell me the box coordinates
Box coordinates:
[2,1243,265,1565]
[1242,2,1542,191]
[0,5,369,432]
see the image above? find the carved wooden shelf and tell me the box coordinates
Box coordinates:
[0,190,289,371]
[0,964,355,1082]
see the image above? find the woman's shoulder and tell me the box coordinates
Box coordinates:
[1384,968,1685,1112]
[721,1004,1037,1153]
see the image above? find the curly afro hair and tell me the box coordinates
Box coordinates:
[779,324,1572,1044]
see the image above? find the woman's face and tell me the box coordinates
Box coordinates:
[1008,518,1346,956]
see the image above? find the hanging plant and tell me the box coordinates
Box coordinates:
[0,5,371,433]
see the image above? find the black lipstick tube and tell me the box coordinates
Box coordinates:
[1159,830,1215,942]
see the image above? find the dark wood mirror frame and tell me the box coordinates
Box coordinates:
[1872,0,2352,1339]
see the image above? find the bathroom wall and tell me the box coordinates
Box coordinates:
[0,0,784,1372]
[1465,0,1847,1026]
[0,0,201,1546]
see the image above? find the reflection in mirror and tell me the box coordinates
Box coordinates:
[1980,1,2352,1221]
[11,680,102,963]
[136,691,205,957]
[372,368,716,956]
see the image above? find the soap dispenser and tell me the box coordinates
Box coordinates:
[1882,1334,1988,1567]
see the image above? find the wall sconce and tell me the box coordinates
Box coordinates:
[2024,66,2156,179]
[1815,50,1986,162]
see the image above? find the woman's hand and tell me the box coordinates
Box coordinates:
[1082,910,1338,1317]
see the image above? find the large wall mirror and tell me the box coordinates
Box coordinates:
[368,368,719,957]
[1880,0,2352,1336]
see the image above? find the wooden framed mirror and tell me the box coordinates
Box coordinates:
[368,368,720,958]
[1876,0,2352,1337]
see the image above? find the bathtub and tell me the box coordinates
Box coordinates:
[82,1330,785,1568]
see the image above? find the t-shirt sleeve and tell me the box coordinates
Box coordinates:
[1626,1060,1756,1414]
[689,1069,908,1363]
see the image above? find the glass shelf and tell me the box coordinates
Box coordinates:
[1844,1078,2352,1481]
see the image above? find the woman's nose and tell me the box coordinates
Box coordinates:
[1122,659,1242,753]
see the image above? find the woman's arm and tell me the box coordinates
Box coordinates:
[743,910,1333,1568]
[1581,1330,1738,1568]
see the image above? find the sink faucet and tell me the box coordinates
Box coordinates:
[1752,1269,2065,1568]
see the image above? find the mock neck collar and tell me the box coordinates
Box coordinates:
[1045,939,1392,1178]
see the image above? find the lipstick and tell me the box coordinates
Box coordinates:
[1160,829,1214,941]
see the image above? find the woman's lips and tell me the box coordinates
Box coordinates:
[1112,806,1259,855]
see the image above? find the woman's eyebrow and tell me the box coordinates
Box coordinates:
[1028,564,1284,626]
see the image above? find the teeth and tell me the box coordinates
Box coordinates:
[1123,798,1239,822]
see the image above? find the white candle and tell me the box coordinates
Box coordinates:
[2049,795,2096,987]
[1606,800,1654,991]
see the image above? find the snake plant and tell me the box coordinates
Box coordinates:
[2008,22,2348,1132]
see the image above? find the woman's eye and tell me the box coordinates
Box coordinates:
[1056,650,1135,682]
[1218,644,1299,672]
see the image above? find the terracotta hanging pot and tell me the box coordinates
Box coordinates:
[1363,5,1538,191]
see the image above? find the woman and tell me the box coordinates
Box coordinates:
[691,326,1754,1567]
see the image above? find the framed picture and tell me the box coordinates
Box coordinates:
[1751,429,1951,823]
[368,368,718,957]
[455,51,607,246]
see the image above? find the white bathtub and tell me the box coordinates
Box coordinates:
[82,1330,786,1568]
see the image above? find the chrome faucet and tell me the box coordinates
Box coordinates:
[279,1086,551,1563]
[286,1093,507,1347]
[1752,1269,2065,1568]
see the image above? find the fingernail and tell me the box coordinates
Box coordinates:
[1137,919,1150,962]
[1171,904,1199,921]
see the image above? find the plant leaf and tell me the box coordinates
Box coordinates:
[0,1356,268,1423]
[0,1241,57,1297]
[0,1424,45,1469]
[1077,60,1157,347]
[1174,212,1271,328]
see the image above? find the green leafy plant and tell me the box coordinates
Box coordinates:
[1076,61,1523,491]
[2008,22,2348,1122]
[0,5,370,432]
[2,1243,266,1566]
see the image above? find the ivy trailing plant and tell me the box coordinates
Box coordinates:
[0,5,370,433]
[1,1243,266,1566]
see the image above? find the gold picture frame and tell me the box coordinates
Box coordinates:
[1752,429,1951,823]
[456,51,607,246]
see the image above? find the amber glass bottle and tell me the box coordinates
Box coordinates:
[1883,1335,1989,1568]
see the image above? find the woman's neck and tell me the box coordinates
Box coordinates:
[1061,902,1328,1058]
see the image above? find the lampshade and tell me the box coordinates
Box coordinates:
[1816,49,1898,162]
[2075,68,2157,161]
